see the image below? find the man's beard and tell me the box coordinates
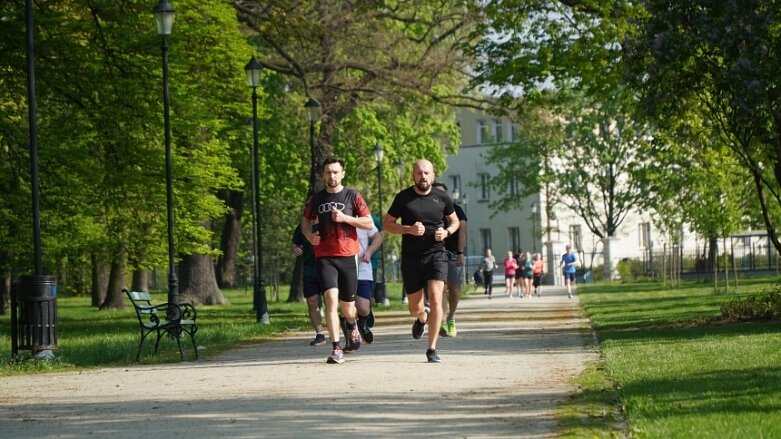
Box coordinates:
[415,180,430,191]
[327,180,339,188]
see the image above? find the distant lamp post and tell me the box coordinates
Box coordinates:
[245,57,270,324]
[374,143,388,305]
[531,203,538,252]
[452,189,468,282]
[153,0,179,309]
[304,98,320,196]
[394,155,407,303]
[396,157,404,192]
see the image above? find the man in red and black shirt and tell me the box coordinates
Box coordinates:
[301,157,373,365]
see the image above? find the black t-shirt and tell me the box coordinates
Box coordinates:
[387,187,455,255]
[443,204,467,253]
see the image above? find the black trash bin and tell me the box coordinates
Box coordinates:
[18,275,58,352]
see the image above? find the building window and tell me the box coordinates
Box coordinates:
[639,222,651,248]
[511,124,520,141]
[479,173,491,200]
[508,175,518,197]
[450,175,461,196]
[477,120,489,144]
[493,119,504,142]
[569,224,582,252]
[480,228,492,251]
[509,227,520,252]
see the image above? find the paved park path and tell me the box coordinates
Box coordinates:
[0,286,597,438]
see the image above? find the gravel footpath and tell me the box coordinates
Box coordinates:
[0,285,597,438]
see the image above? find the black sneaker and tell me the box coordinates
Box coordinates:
[358,319,374,344]
[412,318,426,339]
[367,309,376,328]
[343,338,357,354]
[310,333,326,346]
[426,348,441,363]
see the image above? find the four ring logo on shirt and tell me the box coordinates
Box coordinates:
[318,201,346,214]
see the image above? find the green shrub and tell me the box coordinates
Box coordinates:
[616,259,633,282]
[721,282,781,321]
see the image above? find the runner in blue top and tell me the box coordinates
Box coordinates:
[560,244,578,299]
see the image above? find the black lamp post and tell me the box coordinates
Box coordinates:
[374,143,387,304]
[453,189,468,281]
[395,156,405,303]
[396,157,404,192]
[245,57,270,325]
[531,202,538,252]
[304,98,320,196]
[153,0,179,309]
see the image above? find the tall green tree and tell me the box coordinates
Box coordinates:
[624,0,781,255]
[0,1,252,307]
[233,0,480,193]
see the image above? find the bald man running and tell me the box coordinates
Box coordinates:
[383,159,459,363]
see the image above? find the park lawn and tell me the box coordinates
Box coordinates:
[0,283,409,376]
[575,278,781,438]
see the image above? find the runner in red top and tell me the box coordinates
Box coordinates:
[301,157,373,364]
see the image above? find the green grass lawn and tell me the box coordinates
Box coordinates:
[0,283,410,375]
[568,277,781,438]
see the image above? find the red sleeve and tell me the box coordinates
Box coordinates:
[303,196,317,220]
[355,192,371,217]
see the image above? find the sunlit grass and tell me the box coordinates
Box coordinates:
[572,277,781,438]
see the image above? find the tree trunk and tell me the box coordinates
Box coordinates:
[131,269,149,292]
[91,253,110,308]
[216,189,244,288]
[179,253,229,305]
[0,271,8,316]
[100,256,126,310]
[288,255,304,302]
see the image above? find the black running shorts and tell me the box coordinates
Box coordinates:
[401,250,448,295]
[316,256,358,302]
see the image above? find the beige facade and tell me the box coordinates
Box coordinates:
[440,107,697,283]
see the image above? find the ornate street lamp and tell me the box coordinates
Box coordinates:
[304,98,320,196]
[394,155,406,303]
[396,157,404,192]
[153,0,179,309]
[374,143,387,305]
[245,57,270,324]
[531,202,538,252]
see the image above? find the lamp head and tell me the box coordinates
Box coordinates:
[244,57,263,88]
[304,98,320,123]
[153,0,175,36]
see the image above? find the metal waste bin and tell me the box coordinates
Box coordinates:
[18,275,58,351]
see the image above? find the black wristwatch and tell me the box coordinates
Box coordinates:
[456,251,463,255]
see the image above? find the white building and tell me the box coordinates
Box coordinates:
[440,107,698,284]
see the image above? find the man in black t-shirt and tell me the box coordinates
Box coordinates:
[432,182,467,338]
[383,160,459,363]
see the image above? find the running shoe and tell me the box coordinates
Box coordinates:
[568,292,573,299]
[310,333,326,346]
[349,323,362,351]
[412,317,426,339]
[412,308,429,339]
[343,338,357,353]
[447,319,457,337]
[327,347,344,364]
[358,319,374,344]
[367,309,376,328]
[426,348,441,363]
[439,326,449,337]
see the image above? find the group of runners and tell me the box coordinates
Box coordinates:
[293,157,464,364]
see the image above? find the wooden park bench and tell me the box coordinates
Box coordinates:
[123,289,198,362]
